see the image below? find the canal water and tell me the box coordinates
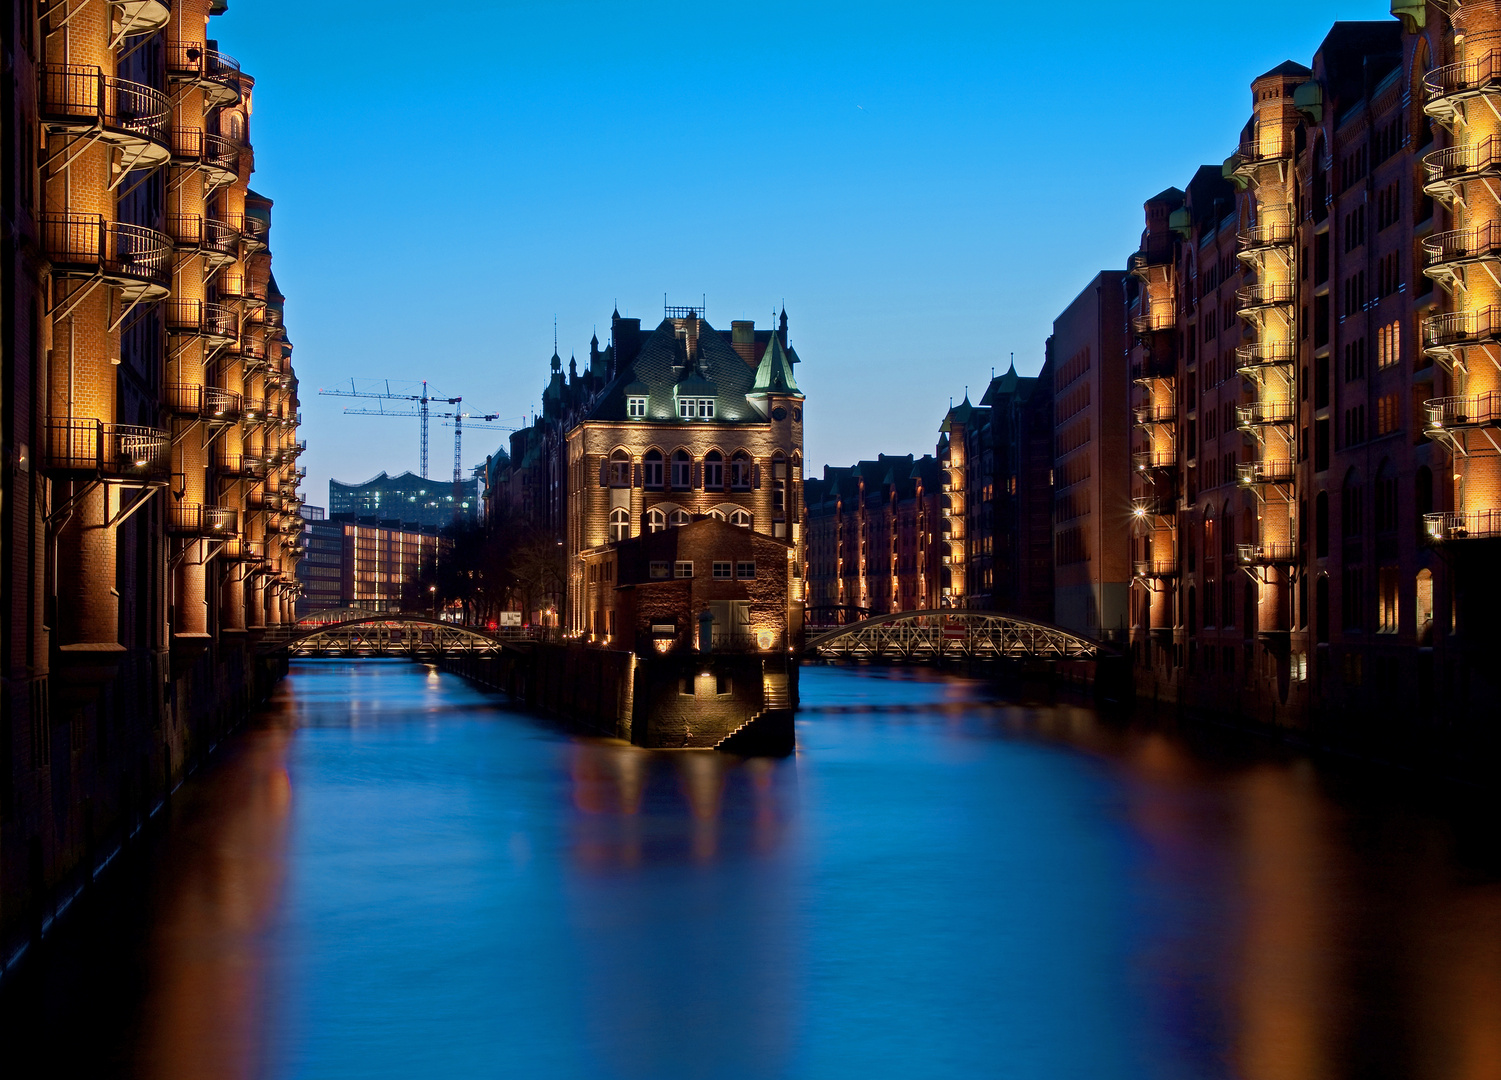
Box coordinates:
[4,660,1500,1079]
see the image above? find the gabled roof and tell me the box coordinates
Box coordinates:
[583,317,774,424]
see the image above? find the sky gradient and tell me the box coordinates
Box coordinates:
[214,0,1390,506]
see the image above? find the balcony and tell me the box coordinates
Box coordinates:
[203,132,240,187]
[1131,353,1177,383]
[1234,341,1295,376]
[1236,220,1295,260]
[1127,243,1174,281]
[112,0,172,37]
[1236,400,1296,428]
[224,537,266,563]
[1133,449,1177,473]
[42,213,171,300]
[1236,460,1296,486]
[241,397,267,423]
[167,383,243,421]
[1423,50,1501,126]
[1237,541,1298,565]
[1133,558,1179,578]
[240,214,270,252]
[168,215,239,268]
[165,299,238,345]
[218,453,266,480]
[1133,403,1177,426]
[1423,306,1501,354]
[1425,392,1501,432]
[166,40,242,107]
[39,65,170,168]
[1423,136,1501,202]
[1132,310,1176,335]
[1422,223,1501,285]
[1132,496,1177,518]
[236,340,272,372]
[167,503,239,536]
[1425,510,1501,540]
[247,491,284,512]
[1236,281,1296,312]
[1228,134,1292,178]
[43,419,169,484]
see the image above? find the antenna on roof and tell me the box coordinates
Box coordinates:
[553,315,558,354]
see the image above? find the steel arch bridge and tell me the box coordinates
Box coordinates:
[804,609,1110,661]
[281,616,520,659]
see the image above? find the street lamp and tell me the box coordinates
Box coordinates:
[429,584,437,619]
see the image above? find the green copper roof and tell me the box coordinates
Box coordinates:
[750,332,802,397]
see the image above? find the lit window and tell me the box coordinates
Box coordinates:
[609,508,629,542]
[675,561,693,578]
[649,560,670,579]
[713,561,733,579]
[628,396,647,418]
[647,508,666,533]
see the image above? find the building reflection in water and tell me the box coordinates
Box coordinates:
[4,663,1501,1080]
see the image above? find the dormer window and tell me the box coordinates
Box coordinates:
[678,397,714,419]
[627,396,647,418]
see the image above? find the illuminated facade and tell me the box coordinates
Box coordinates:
[295,516,443,616]
[1126,3,1500,727]
[1,0,302,964]
[329,470,477,528]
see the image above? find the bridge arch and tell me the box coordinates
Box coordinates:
[283,615,522,658]
[804,609,1111,660]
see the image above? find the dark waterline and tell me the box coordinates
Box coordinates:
[4,660,1501,1079]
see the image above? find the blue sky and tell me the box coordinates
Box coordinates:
[215,0,1388,504]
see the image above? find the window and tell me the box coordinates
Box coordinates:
[730,451,752,490]
[1344,405,1367,446]
[609,508,629,542]
[647,508,666,533]
[644,449,664,489]
[649,560,670,579]
[713,561,733,579]
[627,396,647,418]
[1377,319,1401,369]
[1378,567,1399,633]
[678,397,715,418]
[609,450,630,487]
[1416,569,1434,644]
[674,561,693,578]
[1344,337,1366,381]
[1377,251,1402,298]
[736,560,755,579]
[669,508,690,527]
[1377,393,1400,436]
[730,509,751,528]
[704,450,724,489]
[772,454,786,513]
[671,449,691,489]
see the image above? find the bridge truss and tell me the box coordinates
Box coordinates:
[804,609,1108,661]
[284,616,515,659]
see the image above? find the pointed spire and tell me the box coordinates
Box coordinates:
[778,304,789,346]
[751,325,802,396]
[569,354,577,379]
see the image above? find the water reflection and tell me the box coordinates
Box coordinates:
[2,661,1500,1080]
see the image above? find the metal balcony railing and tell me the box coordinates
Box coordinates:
[248,490,284,512]
[1132,496,1177,518]
[42,214,171,295]
[1132,353,1176,382]
[1423,306,1501,349]
[1234,341,1296,374]
[241,215,270,250]
[1237,220,1296,253]
[1133,403,1177,425]
[113,0,171,37]
[167,503,239,536]
[43,418,169,483]
[1425,392,1501,430]
[202,131,239,183]
[1236,460,1296,486]
[1133,558,1179,578]
[1231,135,1293,172]
[1133,449,1177,472]
[39,65,170,156]
[1237,541,1298,565]
[167,383,243,420]
[165,299,237,341]
[1236,281,1296,310]
[1424,50,1501,120]
[1425,510,1501,540]
[218,453,266,479]
[225,537,266,562]
[166,41,242,107]
[1132,310,1176,334]
[1236,400,1296,427]
[1423,221,1501,270]
[1423,135,1501,191]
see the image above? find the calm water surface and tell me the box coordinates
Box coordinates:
[5,660,1501,1079]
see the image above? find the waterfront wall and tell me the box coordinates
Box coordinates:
[440,644,797,752]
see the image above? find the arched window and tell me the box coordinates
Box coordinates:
[730,450,752,490]
[643,449,664,489]
[1416,569,1434,644]
[1342,468,1365,539]
[771,451,787,513]
[730,509,751,528]
[669,508,690,527]
[1375,460,1398,534]
[609,449,630,488]
[704,450,724,490]
[609,508,629,542]
[707,508,726,521]
[229,113,243,143]
[646,508,666,533]
[671,449,691,489]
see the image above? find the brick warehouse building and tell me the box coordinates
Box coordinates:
[1114,0,1501,742]
[1,0,304,963]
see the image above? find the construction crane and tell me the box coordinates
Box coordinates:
[438,413,518,486]
[317,379,460,479]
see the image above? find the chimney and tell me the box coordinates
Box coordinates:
[731,320,756,364]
